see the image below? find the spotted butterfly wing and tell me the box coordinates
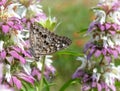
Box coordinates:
[29,23,72,61]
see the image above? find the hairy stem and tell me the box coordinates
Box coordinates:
[39,56,46,91]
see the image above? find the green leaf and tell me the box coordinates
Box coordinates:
[43,78,50,91]
[45,18,51,28]
[20,81,35,91]
[38,16,57,31]
[59,79,79,91]
[56,51,84,56]
[49,22,57,30]
[43,78,56,91]
[77,28,88,34]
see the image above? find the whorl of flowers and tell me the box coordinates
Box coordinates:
[0,0,55,90]
[73,0,120,91]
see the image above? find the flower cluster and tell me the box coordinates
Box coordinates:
[0,0,55,90]
[73,0,120,91]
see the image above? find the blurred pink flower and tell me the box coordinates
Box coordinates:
[9,50,26,64]
[0,0,56,90]
[0,85,14,91]
[2,25,10,34]
[0,0,6,6]
[10,76,22,90]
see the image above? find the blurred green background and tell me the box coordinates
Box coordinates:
[41,0,97,91]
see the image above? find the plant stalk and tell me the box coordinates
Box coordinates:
[39,56,46,91]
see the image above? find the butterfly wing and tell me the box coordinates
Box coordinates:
[29,23,72,60]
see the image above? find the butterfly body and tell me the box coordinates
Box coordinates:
[29,23,72,61]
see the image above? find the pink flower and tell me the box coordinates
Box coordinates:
[0,0,56,90]
[0,0,6,6]
[0,17,23,34]
[11,76,22,90]
[0,85,14,91]
[72,69,85,79]
[32,67,41,80]
[0,50,6,60]
[2,25,10,34]
[9,50,26,64]
[8,17,23,30]
[17,73,35,85]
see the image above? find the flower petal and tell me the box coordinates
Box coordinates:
[97,83,102,91]
[9,51,19,59]
[9,51,26,64]
[105,23,111,30]
[18,73,34,85]
[32,68,41,80]
[0,50,6,60]
[12,76,22,89]
[7,21,14,27]
[2,25,10,34]
[94,50,101,57]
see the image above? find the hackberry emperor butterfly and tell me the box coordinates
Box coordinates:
[29,23,72,61]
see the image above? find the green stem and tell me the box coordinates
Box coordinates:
[39,56,46,91]
[36,87,39,91]
[99,55,104,65]
[90,88,94,91]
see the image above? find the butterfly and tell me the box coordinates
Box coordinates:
[29,23,72,61]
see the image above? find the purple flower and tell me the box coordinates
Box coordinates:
[46,65,56,74]
[98,23,105,31]
[44,66,56,79]
[87,22,97,32]
[0,84,14,91]
[85,41,120,61]
[18,73,35,85]
[11,46,31,58]
[105,56,112,63]
[0,17,23,34]
[81,84,91,91]
[97,83,102,91]
[111,49,118,58]
[87,47,95,60]
[0,50,6,60]
[11,46,21,53]
[35,13,47,21]
[32,67,41,80]
[2,25,10,34]
[0,0,56,91]
[72,69,85,79]
[94,49,101,57]
[7,21,14,26]
[109,30,116,35]
[9,50,26,64]
[8,17,23,30]
[0,0,6,5]
[21,50,31,58]
[111,1,120,11]
[105,23,111,30]
[11,76,22,89]
[74,0,120,91]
